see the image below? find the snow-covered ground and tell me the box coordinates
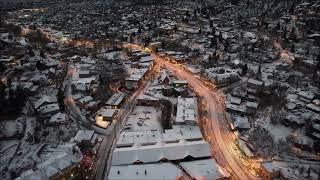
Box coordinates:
[126,106,162,132]
[255,108,293,142]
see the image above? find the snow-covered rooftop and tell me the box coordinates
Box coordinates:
[112,140,211,165]
[108,163,183,180]
[175,96,197,124]
[106,93,126,107]
[180,159,230,180]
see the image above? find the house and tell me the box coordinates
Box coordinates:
[78,96,93,105]
[228,96,241,105]
[233,116,250,130]
[175,96,198,125]
[226,103,246,115]
[86,100,99,110]
[148,42,162,52]
[31,74,48,85]
[96,108,118,122]
[79,70,91,78]
[34,95,58,109]
[159,71,170,85]
[172,87,188,96]
[306,103,320,113]
[298,91,315,102]
[139,55,153,64]
[136,94,159,106]
[247,78,263,89]
[16,145,83,180]
[205,67,240,86]
[172,80,188,87]
[237,139,254,158]
[74,130,98,147]
[38,103,60,116]
[246,101,259,114]
[180,159,230,180]
[106,93,126,109]
[125,68,148,90]
[260,162,280,180]
[48,112,67,125]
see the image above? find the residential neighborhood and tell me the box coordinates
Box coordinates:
[1,0,320,180]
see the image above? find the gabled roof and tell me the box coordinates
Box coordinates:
[108,163,183,180]
[34,95,57,109]
[106,93,126,106]
[112,140,211,165]
[180,159,230,180]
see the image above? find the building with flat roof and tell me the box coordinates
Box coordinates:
[106,93,126,109]
[116,125,203,148]
[180,159,230,180]
[74,130,97,147]
[96,108,118,121]
[125,68,148,90]
[108,163,183,180]
[175,96,198,125]
[95,107,118,128]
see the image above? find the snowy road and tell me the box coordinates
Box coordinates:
[154,55,260,180]
[152,54,261,180]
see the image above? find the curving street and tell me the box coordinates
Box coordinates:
[150,53,260,180]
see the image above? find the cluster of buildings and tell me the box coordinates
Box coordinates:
[16,129,100,180]
[1,0,320,179]
[124,49,154,90]
[93,93,126,128]
[108,69,230,180]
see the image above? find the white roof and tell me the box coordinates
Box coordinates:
[112,140,211,165]
[73,77,96,85]
[101,108,118,118]
[159,70,170,83]
[17,144,81,180]
[248,78,263,86]
[39,103,59,114]
[246,101,259,109]
[117,125,203,147]
[233,116,250,129]
[116,131,161,147]
[229,96,241,105]
[175,96,197,124]
[180,159,230,179]
[226,103,246,113]
[306,103,320,113]
[139,55,153,63]
[173,80,188,84]
[126,68,148,81]
[136,94,159,101]
[49,112,67,124]
[108,163,183,180]
[44,166,58,177]
[79,70,90,74]
[106,93,126,106]
[78,96,93,104]
[34,95,57,109]
[74,130,94,142]
[298,91,315,100]
[170,125,203,141]
[261,162,280,173]
[237,139,254,157]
